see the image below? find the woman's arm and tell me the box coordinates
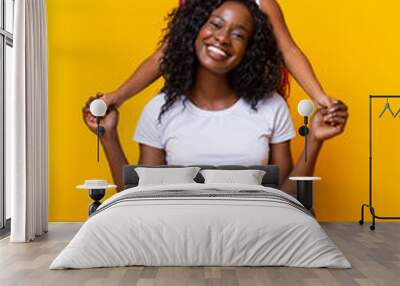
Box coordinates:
[100,129,129,192]
[102,47,164,108]
[259,0,332,108]
[270,101,349,195]
[82,96,129,192]
[83,94,167,190]
[100,128,168,188]
[138,144,166,165]
[269,140,293,188]
[270,138,322,196]
[100,139,166,189]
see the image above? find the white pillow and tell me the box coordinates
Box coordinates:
[135,167,201,186]
[200,169,266,185]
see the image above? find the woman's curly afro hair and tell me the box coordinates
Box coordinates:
[158,0,283,120]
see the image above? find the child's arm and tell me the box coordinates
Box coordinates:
[101,46,164,108]
[260,0,334,108]
[103,0,333,109]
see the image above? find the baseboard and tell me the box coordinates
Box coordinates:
[0,218,11,239]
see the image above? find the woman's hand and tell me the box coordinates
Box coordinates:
[82,93,119,137]
[310,100,349,142]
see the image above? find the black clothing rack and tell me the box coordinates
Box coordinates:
[359,95,400,230]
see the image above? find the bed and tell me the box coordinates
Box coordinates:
[50,165,351,269]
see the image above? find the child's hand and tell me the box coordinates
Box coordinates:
[315,95,346,126]
[101,92,121,109]
[82,94,119,136]
[314,93,335,109]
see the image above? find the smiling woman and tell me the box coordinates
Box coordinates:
[159,0,282,119]
[82,0,349,196]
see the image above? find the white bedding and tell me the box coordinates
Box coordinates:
[50,183,351,269]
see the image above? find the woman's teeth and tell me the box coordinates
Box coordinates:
[207,45,228,58]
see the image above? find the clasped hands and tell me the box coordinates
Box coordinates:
[310,99,349,142]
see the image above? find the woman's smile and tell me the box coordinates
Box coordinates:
[206,44,230,61]
[195,1,254,74]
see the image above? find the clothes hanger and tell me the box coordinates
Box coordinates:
[393,107,400,118]
[379,97,396,118]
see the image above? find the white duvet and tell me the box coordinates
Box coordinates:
[50,183,351,269]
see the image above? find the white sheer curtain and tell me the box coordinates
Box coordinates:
[7,0,48,242]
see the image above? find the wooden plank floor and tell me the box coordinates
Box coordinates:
[0,222,399,286]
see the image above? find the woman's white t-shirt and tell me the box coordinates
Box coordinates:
[133,93,295,166]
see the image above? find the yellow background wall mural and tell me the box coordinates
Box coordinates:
[46,0,400,221]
